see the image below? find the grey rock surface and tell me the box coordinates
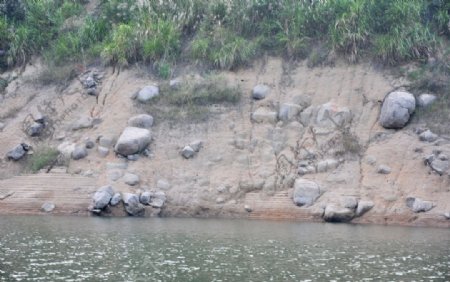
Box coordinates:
[292,179,321,207]
[128,114,154,129]
[71,146,88,160]
[181,146,195,159]
[114,127,151,156]
[252,84,270,100]
[323,204,355,222]
[136,85,159,103]
[92,185,114,209]
[379,91,416,129]
[41,202,55,212]
[355,200,374,217]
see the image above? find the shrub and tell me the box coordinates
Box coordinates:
[26,146,59,173]
[101,23,139,68]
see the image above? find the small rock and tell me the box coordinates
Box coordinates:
[41,202,55,213]
[169,78,182,89]
[27,122,44,137]
[98,146,109,157]
[127,154,139,161]
[355,200,374,217]
[156,179,170,190]
[31,111,45,123]
[99,135,114,148]
[251,108,278,123]
[123,173,140,186]
[135,85,160,103]
[6,143,30,161]
[107,170,123,182]
[85,139,95,149]
[244,205,252,212]
[317,159,339,173]
[365,155,377,166]
[417,94,437,108]
[377,165,391,174]
[252,84,270,100]
[278,103,302,122]
[128,114,154,129]
[83,76,96,88]
[181,146,195,159]
[114,127,152,156]
[0,122,5,131]
[71,117,93,131]
[419,130,438,142]
[110,193,122,206]
[216,197,225,204]
[438,153,448,161]
[71,146,88,160]
[92,185,114,209]
[86,88,97,96]
[139,192,152,205]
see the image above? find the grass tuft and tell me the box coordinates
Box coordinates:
[26,146,59,173]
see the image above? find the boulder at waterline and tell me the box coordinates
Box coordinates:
[92,186,114,210]
[41,202,55,213]
[323,204,355,222]
[292,179,321,207]
[123,193,145,216]
[355,200,374,217]
[406,197,434,213]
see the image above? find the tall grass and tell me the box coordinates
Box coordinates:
[0,0,449,74]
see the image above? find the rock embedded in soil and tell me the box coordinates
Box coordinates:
[419,130,438,142]
[127,114,154,129]
[251,108,278,124]
[379,91,416,129]
[41,202,55,213]
[123,172,140,186]
[417,94,437,108]
[27,121,44,137]
[110,193,122,206]
[135,85,160,103]
[252,84,270,100]
[278,103,303,122]
[377,165,392,174]
[114,127,151,156]
[71,146,88,160]
[97,146,109,157]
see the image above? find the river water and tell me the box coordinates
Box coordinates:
[0,216,448,281]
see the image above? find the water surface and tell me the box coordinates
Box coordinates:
[0,216,449,281]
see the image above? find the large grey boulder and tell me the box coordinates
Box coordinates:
[355,200,374,217]
[340,196,358,209]
[252,84,270,100]
[292,179,321,207]
[417,94,436,108]
[128,114,154,129]
[406,197,434,213]
[6,143,30,161]
[71,146,88,160]
[379,91,416,129]
[135,86,159,103]
[114,127,151,156]
[323,204,355,222]
[150,191,166,208]
[92,186,114,209]
[123,193,145,216]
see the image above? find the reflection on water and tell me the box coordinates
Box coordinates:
[0,216,449,281]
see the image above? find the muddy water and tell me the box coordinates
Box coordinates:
[0,216,449,281]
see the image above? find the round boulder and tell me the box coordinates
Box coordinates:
[114,127,151,156]
[292,179,321,207]
[252,84,270,100]
[379,91,416,129]
[136,86,159,103]
[127,114,154,129]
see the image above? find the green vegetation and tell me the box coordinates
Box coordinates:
[144,76,241,123]
[26,146,59,173]
[0,0,449,74]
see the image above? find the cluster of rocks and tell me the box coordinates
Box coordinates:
[424,150,449,176]
[292,178,374,222]
[80,69,103,96]
[90,185,166,217]
[181,140,203,159]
